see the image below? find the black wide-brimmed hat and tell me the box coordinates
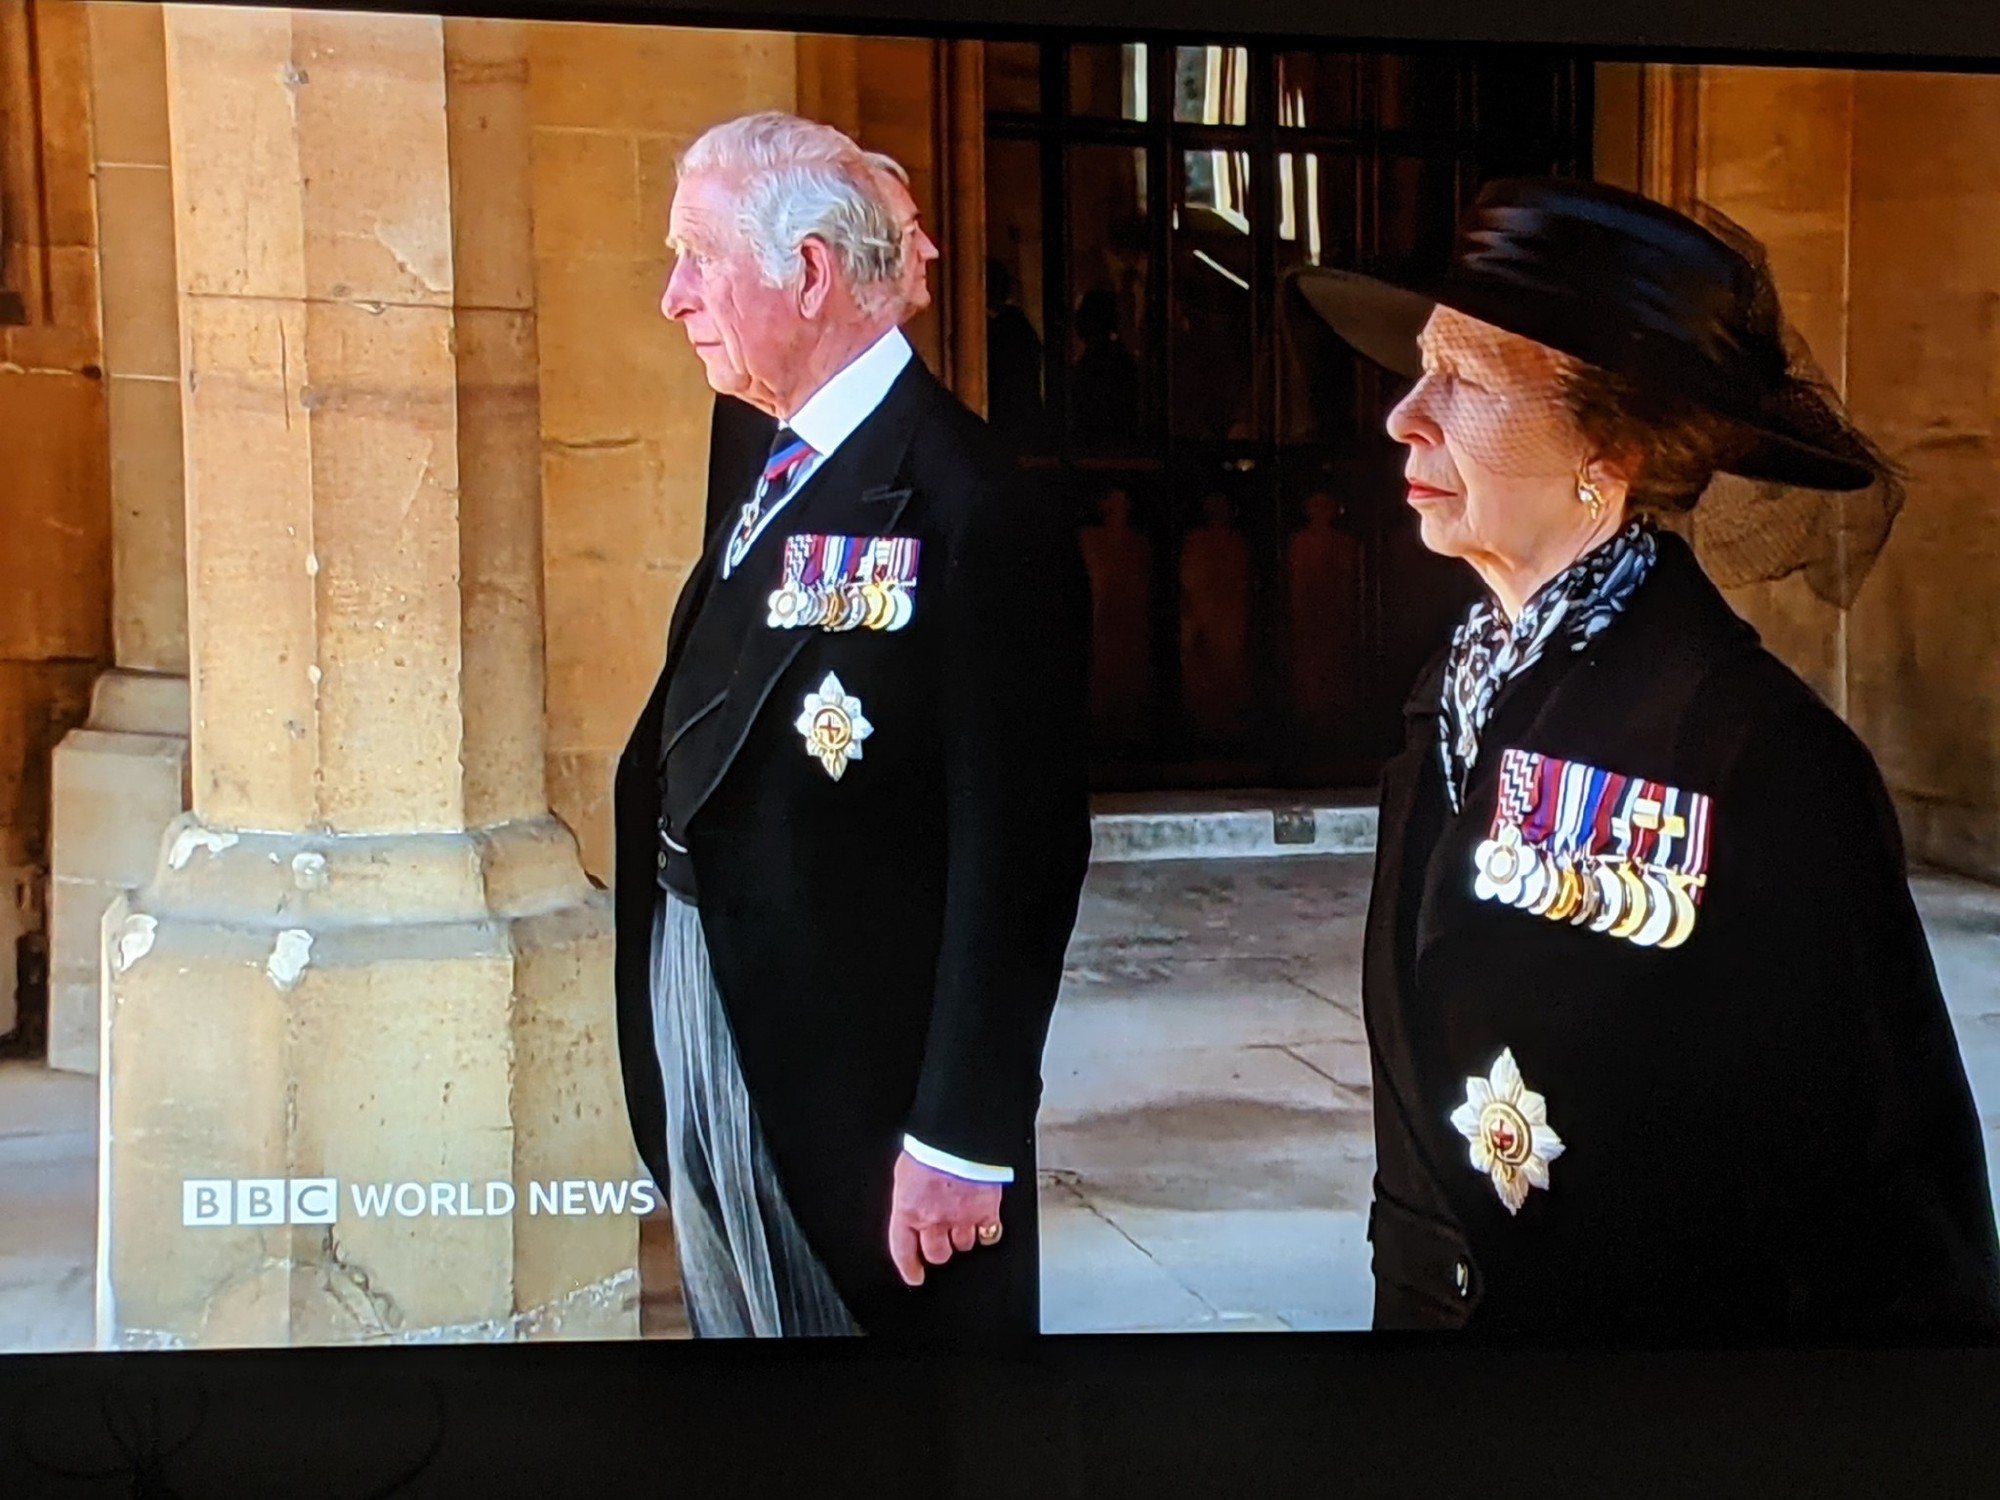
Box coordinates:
[1289,176,1880,492]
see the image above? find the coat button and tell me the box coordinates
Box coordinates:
[1454,1260,1471,1298]
[657,850,668,870]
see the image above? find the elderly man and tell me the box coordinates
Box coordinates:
[613,112,1091,1342]
[704,148,939,535]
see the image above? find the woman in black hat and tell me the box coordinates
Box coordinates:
[1293,177,2000,1338]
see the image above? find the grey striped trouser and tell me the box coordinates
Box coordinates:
[649,891,860,1338]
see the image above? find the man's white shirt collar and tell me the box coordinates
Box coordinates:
[782,325,914,459]
[719,327,914,580]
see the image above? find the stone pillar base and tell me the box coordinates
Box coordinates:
[47,670,192,1073]
[97,813,640,1348]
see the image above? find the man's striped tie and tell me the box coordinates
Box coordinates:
[726,427,815,576]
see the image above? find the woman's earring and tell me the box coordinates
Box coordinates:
[1577,477,1604,522]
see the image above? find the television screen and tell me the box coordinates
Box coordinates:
[4,1,1998,1351]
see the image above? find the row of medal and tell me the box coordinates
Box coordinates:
[1472,748,1713,951]
[1472,824,1703,949]
[768,534,920,634]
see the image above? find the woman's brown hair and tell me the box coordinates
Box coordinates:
[1557,357,1756,514]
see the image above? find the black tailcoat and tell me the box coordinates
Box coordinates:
[1363,531,2000,1338]
[614,359,1092,1341]
[704,394,776,539]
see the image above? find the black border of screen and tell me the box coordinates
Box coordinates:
[7,0,2000,1492]
[229,0,2000,70]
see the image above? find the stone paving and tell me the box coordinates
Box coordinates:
[1037,854,1378,1334]
[1035,858,2000,1334]
[6,856,2000,1348]
[0,1059,95,1352]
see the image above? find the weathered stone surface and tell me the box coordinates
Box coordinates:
[456,307,554,830]
[41,8,191,1079]
[95,164,180,379]
[106,376,190,676]
[50,730,185,891]
[443,18,538,314]
[87,0,172,167]
[1691,65,2000,881]
[89,667,190,738]
[0,662,100,871]
[0,371,112,663]
[159,6,309,302]
[1845,72,2000,881]
[301,297,469,833]
[97,11,637,1350]
[87,1,191,681]
[527,22,795,134]
[47,709,189,1074]
[290,11,455,309]
[100,818,633,1347]
[545,750,616,887]
[175,293,320,831]
[1694,67,1855,712]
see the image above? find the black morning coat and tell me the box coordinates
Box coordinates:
[704,394,775,539]
[613,358,1093,1342]
[1363,529,2000,1339]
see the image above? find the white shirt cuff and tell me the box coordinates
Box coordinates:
[902,1134,1015,1185]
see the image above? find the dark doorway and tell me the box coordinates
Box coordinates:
[982,41,1593,791]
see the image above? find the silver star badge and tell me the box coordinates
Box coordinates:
[795,672,873,781]
[1449,1048,1566,1216]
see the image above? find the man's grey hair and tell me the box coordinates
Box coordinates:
[677,112,908,317]
[863,149,911,186]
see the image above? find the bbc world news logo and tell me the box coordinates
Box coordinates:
[182,1177,661,1227]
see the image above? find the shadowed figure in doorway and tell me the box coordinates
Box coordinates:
[1071,287,1141,447]
[1178,491,1254,746]
[1078,487,1154,746]
[1285,490,1364,742]
[985,259,1046,447]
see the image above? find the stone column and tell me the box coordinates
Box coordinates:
[49,0,193,1074]
[97,8,638,1347]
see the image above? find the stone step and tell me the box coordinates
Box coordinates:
[1088,791,1379,863]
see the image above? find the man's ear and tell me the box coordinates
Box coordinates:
[796,236,838,319]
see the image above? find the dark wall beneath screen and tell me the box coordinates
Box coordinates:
[5,1339,2000,1497]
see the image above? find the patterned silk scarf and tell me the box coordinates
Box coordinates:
[1439,518,1659,813]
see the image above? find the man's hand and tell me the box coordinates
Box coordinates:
[887,1150,1003,1287]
